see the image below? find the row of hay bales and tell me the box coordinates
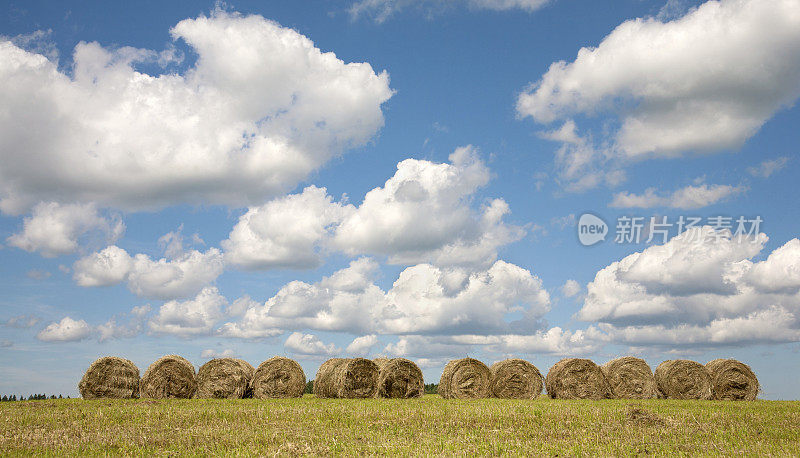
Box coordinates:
[79,355,307,399]
[78,355,425,400]
[438,357,759,401]
[79,355,759,401]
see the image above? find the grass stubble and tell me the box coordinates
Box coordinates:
[0,396,797,456]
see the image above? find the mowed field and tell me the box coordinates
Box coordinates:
[1,396,798,456]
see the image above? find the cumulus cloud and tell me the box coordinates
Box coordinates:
[345,334,379,356]
[36,317,92,342]
[6,202,124,257]
[148,287,227,337]
[201,348,236,358]
[349,0,549,23]
[73,245,224,300]
[0,10,392,214]
[221,257,550,338]
[222,147,524,270]
[333,146,524,267]
[222,186,354,270]
[284,332,340,356]
[610,183,745,209]
[578,226,800,346]
[518,0,800,189]
[561,279,581,297]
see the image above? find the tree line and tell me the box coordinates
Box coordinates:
[1,394,69,401]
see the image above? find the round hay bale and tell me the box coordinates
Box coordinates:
[78,356,140,399]
[545,358,611,400]
[705,359,759,401]
[489,358,543,399]
[140,355,197,399]
[195,358,254,399]
[439,358,491,399]
[654,359,712,400]
[601,357,657,399]
[374,358,424,398]
[251,356,306,399]
[313,358,379,398]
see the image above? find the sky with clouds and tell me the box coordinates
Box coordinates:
[1,0,799,399]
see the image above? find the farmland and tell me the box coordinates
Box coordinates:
[1,396,798,456]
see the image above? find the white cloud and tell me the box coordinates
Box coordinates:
[284,332,340,356]
[4,315,40,329]
[610,183,745,209]
[26,269,51,280]
[201,348,236,358]
[578,226,800,346]
[36,317,92,342]
[748,157,789,178]
[518,0,800,189]
[1,29,58,62]
[333,146,524,267]
[127,248,224,300]
[97,305,151,342]
[73,245,134,287]
[345,334,379,356]
[222,186,354,270]
[73,245,224,300]
[561,279,581,297]
[220,257,550,338]
[745,238,800,294]
[222,147,524,271]
[0,10,392,214]
[348,0,549,23]
[6,202,124,257]
[148,287,227,337]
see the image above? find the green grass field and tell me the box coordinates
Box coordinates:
[1,395,797,456]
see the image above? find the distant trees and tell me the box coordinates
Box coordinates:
[305,380,314,394]
[424,383,438,394]
[0,394,67,401]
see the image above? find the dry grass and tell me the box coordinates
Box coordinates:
[0,396,798,456]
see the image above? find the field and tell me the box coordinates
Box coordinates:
[1,396,798,456]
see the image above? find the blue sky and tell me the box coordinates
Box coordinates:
[1,0,799,399]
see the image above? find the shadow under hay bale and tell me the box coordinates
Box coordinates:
[78,356,140,399]
[251,356,306,399]
[313,358,379,398]
[195,358,254,399]
[374,358,424,398]
[439,358,491,399]
[489,358,543,399]
[654,360,712,400]
[601,356,657,399]
[140,355,197,399]
[705,359,759,401]
[545,358,611,400]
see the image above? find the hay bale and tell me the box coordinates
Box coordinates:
[195,358,254,399]
[251,356,306,399]
[545,358,611,400]
[705,359,759,401]
[654,359,712,400]
[374,358,424,398]
[140,355,197,399]
[601,357,657,399]
[438,358,491,399]
[313,358,379,398]
[489,358,543,399]
[78,356,140,399]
